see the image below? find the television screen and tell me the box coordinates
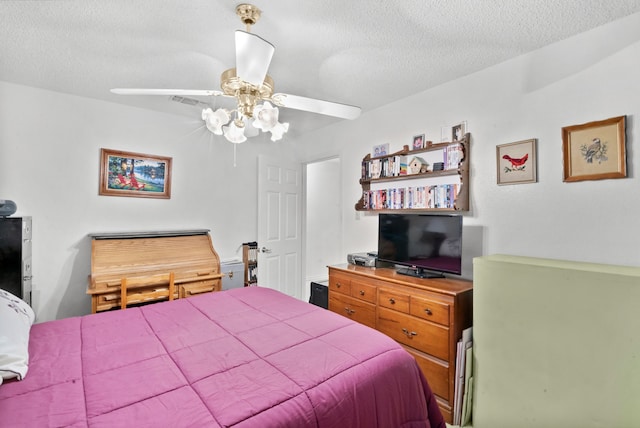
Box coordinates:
[377,213,462,278]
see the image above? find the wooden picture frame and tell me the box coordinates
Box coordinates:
[412,134,425,150]
[562,116,626,182]
[496,138,537,185]
[372,143,389,157]
[99,148,172,199]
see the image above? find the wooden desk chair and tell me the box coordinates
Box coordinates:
[120,272,176,310]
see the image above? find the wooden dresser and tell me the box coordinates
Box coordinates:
[328,264,473,423]
[87,229,223,313]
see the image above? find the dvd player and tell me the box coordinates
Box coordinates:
[347,252,377,267]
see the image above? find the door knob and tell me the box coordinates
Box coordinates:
[260,247,272,253]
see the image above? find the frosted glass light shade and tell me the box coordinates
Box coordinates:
[223,120,247,144]
[269,122,289,142]
[253,101,279,131]
[202,108,230,135]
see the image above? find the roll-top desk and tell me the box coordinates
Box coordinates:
[87,229,222,313]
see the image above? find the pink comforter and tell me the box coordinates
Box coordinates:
[0,287,444,427]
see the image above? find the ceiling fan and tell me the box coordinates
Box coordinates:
[111,3,361,143]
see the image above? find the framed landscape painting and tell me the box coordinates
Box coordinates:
[562,115,626,182]
[99,148,172,199]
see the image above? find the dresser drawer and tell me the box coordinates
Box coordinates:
[329,292,376,329]
[378,288,410,313]
[377,307,449,360]
[349,279,377,303]
[403,346,449,400]
[410,295,450,326]
[329,272,352,295]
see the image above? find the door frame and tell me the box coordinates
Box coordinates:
[301,155,343,301]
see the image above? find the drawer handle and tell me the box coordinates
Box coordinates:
[359,290,365,296]
[344,307,355,315]
[389,298,395,304]
[424,308,432,315]
[402,328,417,338]
[336,283,342,288]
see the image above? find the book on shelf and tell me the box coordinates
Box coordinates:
[362,182,460,211]
[445,142,463,170]
[361,139,465,180]
[370,159,381,179]
[362,155,409,180]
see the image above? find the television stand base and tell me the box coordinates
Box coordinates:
[396,267,445,279]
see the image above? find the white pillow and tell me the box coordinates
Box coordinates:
[0,289,35,384]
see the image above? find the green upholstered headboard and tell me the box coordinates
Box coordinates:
[471,254,640,428]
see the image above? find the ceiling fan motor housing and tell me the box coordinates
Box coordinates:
[220,68,274,118]
[236,4,261,29]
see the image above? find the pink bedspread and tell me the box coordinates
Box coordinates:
[0,287,444,427]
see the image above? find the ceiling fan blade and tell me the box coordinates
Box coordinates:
[235,30,275,87]
[111,88,224,97]
[273,93,361,120]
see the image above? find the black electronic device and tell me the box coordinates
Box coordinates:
[377,213,462,278]
[0,216,32,305]
[0,200,17,217]
[309,280,328,309]
[347,252,377,267]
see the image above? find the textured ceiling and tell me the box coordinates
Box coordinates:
[2,0,640,139]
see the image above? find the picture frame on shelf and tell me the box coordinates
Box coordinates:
[372,143,389,158]
[412,134,425,150]
[99,148,172,199]
[452,122,466,142]
[561,115,626,182]
[496,139,537,185]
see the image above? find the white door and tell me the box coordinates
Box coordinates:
[257,155,303,299]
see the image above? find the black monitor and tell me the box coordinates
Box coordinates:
[377,213,462,278]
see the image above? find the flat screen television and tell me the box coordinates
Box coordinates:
[377,213,462,278]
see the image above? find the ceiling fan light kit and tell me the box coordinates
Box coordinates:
[110,3,361,145]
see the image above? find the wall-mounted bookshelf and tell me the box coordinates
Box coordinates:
[355,133,470,212]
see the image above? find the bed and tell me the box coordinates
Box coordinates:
[0,286,444,427]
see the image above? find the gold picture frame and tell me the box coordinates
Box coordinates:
[562,115,626,182]
[99,148,172,199]
[496,138,537,185]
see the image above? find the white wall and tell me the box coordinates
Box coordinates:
[0,81,292,321]
[297,12,640,278]
[305,158,342,290]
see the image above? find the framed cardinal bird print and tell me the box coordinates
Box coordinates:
[562,115,626,182]
[497,138,537,185]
